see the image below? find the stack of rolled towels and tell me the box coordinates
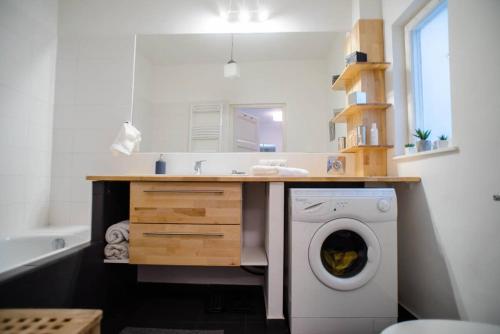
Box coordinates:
[104,220,130,261]
[250,165,310,177]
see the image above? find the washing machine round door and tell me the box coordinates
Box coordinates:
[308,218,381,291]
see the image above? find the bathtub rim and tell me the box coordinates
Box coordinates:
[0,225,91,283]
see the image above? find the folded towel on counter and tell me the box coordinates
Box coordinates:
[250,165,309,177]
[104,242,129,260]
[250,165,281,176]
[275,166,310,176]
[258,159,287,167]
[105,220,130,244]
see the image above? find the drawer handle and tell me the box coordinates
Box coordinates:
[143,189,225,194]
[143,232,224,238]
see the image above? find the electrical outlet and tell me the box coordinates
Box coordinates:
[327,156,345,175]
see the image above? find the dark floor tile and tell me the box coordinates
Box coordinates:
[398,305,417,322]
[245,320,289,334]
[194,322,244,334]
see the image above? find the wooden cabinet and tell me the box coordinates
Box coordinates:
[130,182,242,225]
[129,223,241,266]
[129,182,242,266]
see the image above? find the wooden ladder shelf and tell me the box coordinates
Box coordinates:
[334,19,392,176]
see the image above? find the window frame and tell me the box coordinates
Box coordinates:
[404,0,450,142]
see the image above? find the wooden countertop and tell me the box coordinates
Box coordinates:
[86,175,421,183]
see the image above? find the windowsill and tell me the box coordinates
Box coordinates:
[393,146,459,161]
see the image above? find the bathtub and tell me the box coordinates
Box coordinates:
[0,225,90,281]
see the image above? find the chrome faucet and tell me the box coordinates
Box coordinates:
[194,160,206,175]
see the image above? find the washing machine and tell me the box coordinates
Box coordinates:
[288,188,398,334]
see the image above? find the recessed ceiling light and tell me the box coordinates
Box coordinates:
[220,10,230,21]
[239,9,250,22]
[258,9,269,21]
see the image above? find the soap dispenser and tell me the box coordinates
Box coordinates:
[370,123,379,145]
[155,154,166,174]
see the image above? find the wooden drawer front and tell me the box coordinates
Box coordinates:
[129,223,241,266]
[130,182,242,224]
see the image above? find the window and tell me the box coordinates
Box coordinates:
[405,0,451,142]
[232,105,285,152]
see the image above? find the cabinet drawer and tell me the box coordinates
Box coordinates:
[129,223,241,266]
[130,182,242,224]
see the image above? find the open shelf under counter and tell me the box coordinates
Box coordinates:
[241,245,268,266]
[332,103,392,122]
[341,145,394,153]
[332,62,391,91]
[104,259,129,264]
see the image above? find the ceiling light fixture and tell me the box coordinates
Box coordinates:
[238,8,251,22]
[224,34,240,78]
[220,0,270,22]
[258,8,269,21]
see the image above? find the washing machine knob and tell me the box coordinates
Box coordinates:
[377,199,391,212]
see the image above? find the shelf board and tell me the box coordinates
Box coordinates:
[393,146,459,161]
[104,259,129,264]
[341,145,393,153]
[241,246,268,266]
[332,103,392,123]
[332,62,391,91]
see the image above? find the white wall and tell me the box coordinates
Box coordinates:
[50,34,352,225]
[327,32,349,150]
[51,1,351,226]
[0,0,58,234]
[384,0,500,324]
[141,58,340,152]
[57,0,352,35]
[133,53,155,151]
[50,34,134,226]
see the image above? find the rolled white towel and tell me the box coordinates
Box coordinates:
[250,165,280,176]
[258,159,287,167]
[251,165,310,177]
[104,242,129,260]
[105,220,130,244]
[276,166,309,176]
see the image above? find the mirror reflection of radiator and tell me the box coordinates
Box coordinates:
[189,104,223,152]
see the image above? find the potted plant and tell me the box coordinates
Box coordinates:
[413,129,432,152]
[404,143,416,155]
[435,134,449,149]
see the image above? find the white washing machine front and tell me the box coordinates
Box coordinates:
[288,188,398,320]
[308,218,381,291]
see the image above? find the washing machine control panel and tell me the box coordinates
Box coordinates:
[293,198,332,221]
[290,189,397,222]
[334,200,349,209]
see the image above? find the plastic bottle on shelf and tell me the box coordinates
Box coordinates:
[370,123,379,146]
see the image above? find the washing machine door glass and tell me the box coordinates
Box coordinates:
[308,218,381,291]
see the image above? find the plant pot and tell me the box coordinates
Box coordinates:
[416,140,432,152]
[435,140,449,149]
[404,147,416,155]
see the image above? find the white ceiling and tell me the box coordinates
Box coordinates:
[59,0,353,35]
[137,32,341,65]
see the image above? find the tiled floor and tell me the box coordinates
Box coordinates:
[102,283,416,334]
[102,283,288,334]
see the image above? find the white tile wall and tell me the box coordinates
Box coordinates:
[49,32,356,227]
[50,34,134,226]
[0,0,58,235]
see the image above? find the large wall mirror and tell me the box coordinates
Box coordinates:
[132,32,347,153]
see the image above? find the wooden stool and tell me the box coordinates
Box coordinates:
[0,309,102,334]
